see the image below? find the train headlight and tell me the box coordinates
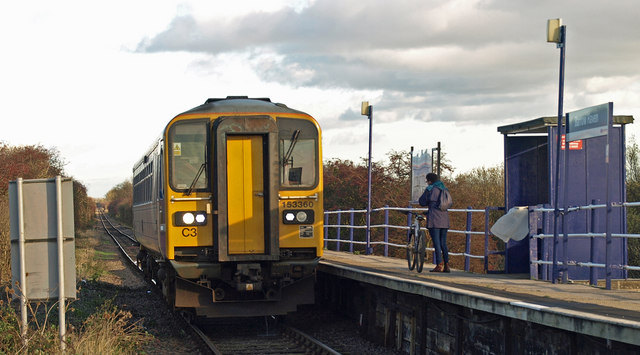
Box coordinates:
[296,211,307,222]
[182,213,195,225]
[174,211,207,226]
[282,209,314,224]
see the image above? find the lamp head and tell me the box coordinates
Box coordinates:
[361,101,370,116]
[547,18,563,43]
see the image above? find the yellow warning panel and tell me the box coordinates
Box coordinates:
[172,142,182,156]
[227,135,265,254]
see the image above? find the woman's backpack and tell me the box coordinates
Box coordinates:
[437,188,453,211]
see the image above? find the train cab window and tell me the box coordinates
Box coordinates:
[278,118,318,189]
[168,120,209,192]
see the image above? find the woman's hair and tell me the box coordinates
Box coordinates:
[426,172,439,184]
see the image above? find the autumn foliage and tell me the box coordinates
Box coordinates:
[0,142,95,284]
[323,149,505,273]
[104,180,133,226]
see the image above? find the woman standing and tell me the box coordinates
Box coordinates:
[418,173,450,273]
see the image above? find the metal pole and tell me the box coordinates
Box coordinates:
[437,142,441,177]
[366,105,373,255]
[590,199,598,286]
[349,209,355,253]
[465,207,472,272]
[552,25,566,284]
[324,213,329,249]
[542,208,549,280]
[384,205,389,257]
[410,146,414,202]
[605,103,614,290]
[336,211,342,252]
[17,178,28,340]
[484,207,490,273]
[562,114,570,284]
[55,176,66,350]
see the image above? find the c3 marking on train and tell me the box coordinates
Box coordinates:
[182,227,197,237]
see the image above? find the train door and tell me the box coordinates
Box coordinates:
[214,116,280,262]
[226,135,265,254]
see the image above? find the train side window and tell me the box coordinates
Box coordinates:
[168,120,209,192]
[278,118,318,189]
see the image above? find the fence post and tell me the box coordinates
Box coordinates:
[407,205,412,242]
[484,207,490,273]
[606,201,612,290]
[336,210,342,252]
[541,207,549,281]
[349,209,355,253]
[590,199,598,286]
[465,207,472,272]
[324,212,329,250]
[384,205,389,257]
[529,206,539,280]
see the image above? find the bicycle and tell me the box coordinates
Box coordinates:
[406,213,427,272]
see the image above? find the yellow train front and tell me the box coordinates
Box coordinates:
[132,96,323,318]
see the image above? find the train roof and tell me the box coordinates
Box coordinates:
[179,96,310,116]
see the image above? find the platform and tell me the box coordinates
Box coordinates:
[318,250,640,347]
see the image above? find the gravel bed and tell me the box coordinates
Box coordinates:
[286,305,404,355]
[80,224,200,354]
[90,221,403,354]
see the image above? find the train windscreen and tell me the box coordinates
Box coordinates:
[278,118,318,188]
[168,119,209,191]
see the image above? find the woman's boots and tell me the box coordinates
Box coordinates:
[443,263,450,273]
[430,262,451,273]
[430,263,443,272]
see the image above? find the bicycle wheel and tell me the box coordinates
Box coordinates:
[406,231,416,270]
[416,231,427,273]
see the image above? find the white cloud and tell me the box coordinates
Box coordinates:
[1,0,639,197]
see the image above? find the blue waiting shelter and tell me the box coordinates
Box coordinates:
[497,115,633,280]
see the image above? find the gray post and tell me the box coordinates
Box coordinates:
[56,176,66,350]
[17,178,28,340]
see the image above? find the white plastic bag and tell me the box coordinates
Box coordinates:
[490,207,529,242]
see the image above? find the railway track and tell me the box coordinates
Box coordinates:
[203,317,341,355]
[98,213,342,354]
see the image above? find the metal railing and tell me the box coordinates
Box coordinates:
[324,202,639,287]
[529,200,640,289]
[323,205,505,273]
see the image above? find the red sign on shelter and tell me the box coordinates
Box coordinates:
[561,134,583,150]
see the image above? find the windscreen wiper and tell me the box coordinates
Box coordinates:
[185,163,206,196]
[282,130,300,167]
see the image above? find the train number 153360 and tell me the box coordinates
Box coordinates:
[281,200,314,208]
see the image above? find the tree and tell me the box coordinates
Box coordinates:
[105,180,133,225]
[73,180,96,231]
[322,147,505,271]
[0,143,97,284]
[626,137,640,277]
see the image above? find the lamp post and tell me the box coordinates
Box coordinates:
[361,101,373,255]
[547,18,566,283]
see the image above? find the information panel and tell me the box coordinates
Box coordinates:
[9,178,76,300]
[566,102,611,142]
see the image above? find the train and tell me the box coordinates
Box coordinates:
[132,96,323,318]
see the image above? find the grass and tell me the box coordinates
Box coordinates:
[0,226,151,354]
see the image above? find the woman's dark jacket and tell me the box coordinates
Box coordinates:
[418,182,450,229]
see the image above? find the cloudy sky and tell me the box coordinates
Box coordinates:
[2,0,639,197]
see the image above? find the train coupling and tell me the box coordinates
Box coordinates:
[234,263,263,292]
